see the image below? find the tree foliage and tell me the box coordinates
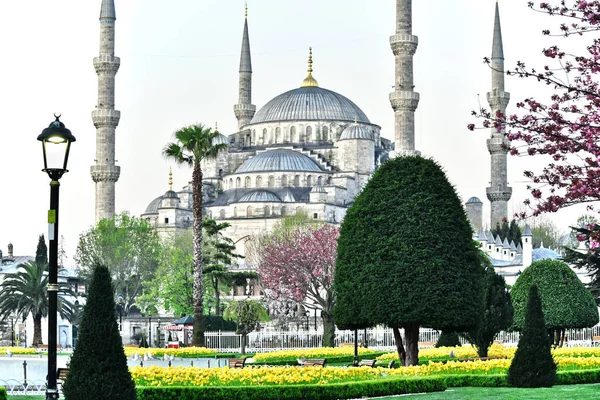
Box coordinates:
[507,285,556,388]
[435,331,461,348]
[562,244,600,305]
[223,299,269,354]
[75,212,161,313]
[0,261,76,345]
[258,222,339,347]
[511,259,598,346]
[461,254,514,357]
[35,234,48,267]
[163,123,228,346]
[62,265,136,400]
[334,156,484,366]
[492,219,522,247]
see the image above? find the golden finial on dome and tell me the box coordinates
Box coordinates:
[169,167,173,191]
[301,47,319,88]
[215,122,219,132]
[245,1,248,18]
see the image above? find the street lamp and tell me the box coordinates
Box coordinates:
[116,294,124,332]
[38,115,76,400]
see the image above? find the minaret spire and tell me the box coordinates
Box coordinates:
[390,0,420,156]
[91,0,121,222]
[301,47,319,88]
[234,4,256,129]
[486,0,512,227]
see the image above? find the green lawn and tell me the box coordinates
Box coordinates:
[8,397,44,400]
[380,384,600,399]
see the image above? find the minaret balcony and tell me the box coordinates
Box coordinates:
[389,91,419,111]
[93,56,121,74]
[486,187,512,202]
[91,165,121,183]
[92,109,121,128]
[390,34,418,56]
[486,91,510,109]
[486,136,510,153]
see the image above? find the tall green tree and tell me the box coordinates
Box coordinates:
[511,259,599,347]
[223,299,269,355]
[492,219,522,246]
[507,285,556,388]
[163,124,228,346]
[563,246,600,305]
[75,212,161,313]
[35,234,48,267]
[461,254,514,357]
[334,156,484,366]
[62,265,136,400]
[0,261,76,345]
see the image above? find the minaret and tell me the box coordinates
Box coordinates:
[486,1,512,227]
[91,0,121,223]
[233,4,256,129]
[390,0,420,156]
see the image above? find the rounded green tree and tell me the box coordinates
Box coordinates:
[435,331,461,348]
[334,156,484,366]
[62,265,136,400]
[507,284,556,388]
[511,259,599,346]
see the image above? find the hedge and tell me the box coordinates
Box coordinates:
[136,377,447,400]
[0,387,6,400]
[443,369,600,388]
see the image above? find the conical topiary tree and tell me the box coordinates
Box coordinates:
[62,265,136,400]
[507,284,556,388]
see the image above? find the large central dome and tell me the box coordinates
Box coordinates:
[249,86,370,125]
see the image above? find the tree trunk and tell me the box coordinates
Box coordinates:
[404,322,420,366]
[240,333,246,355]
[33,314,43,346]
[559,329,566,348]
[192,163,205,347]
[321,310,336,347]
[392,325,406,366]
[477,342,490,358]
[215,279,221,316]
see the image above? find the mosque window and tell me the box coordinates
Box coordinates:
[317,176,323,185]
[290,126,297,142]
[256,176,262,187]
[327,176,332,184]
[220,209,226,219]
[294,175,301,187]
[268,176,275,187]
[313,213,318,219]
[247,206,253,217]
[296,206,304,215]
[236,177,241,188]
[264,206,271,216]
[281,206,286,216]
[165,218,169,224]
[233,207,238,217]
[245,176,251,188]
[229,178,233,189]
[307,175,313,186]
[218,169,223,177]
[306,126,312,141]
[282,175,288,186]
[323,126,329,141]
[252,130,257,145]
[275,127,281,143]
[263,128,269,144]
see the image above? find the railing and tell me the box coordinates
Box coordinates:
[204,325,600,353]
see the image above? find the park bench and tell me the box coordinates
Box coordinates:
[418,341,436,349]
[35,344,62,353]
[302,359,326,367]
[228,358,246,368]
[592,336,600,347]
[349,359,377,368]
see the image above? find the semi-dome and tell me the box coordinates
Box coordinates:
[213,132,230,146]
[238,190,282,203]
[144,196,163,214]
[339,124,373,141]
[235,149,323,174]
[249,86,370,125]
[466,197,483,204]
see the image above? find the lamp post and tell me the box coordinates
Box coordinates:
[38,115,76,400]
[116,294,124,332]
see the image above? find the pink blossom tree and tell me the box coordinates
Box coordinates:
[258,224,339,347]
[470,1,600,248]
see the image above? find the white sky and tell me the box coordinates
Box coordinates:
[0,1,590,264]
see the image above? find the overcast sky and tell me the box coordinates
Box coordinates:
[0,1,588,264]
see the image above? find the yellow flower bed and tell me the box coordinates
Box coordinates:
[555,356,600,370]
[553,347,600,358]
[0,347,37,355]
[123,346,218,358]
[252,347,377,362]
[377,344,515,362]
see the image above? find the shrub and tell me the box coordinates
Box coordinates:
[435,331,461,348]
[136,377,447,400]
[557,369,600,384]
[444,374,507,388]
[62,265,136,400]
[507,285,556,388]
[0,386,7,400]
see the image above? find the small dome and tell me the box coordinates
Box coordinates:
[235,149,323,174]
[339,124,373,141]
[144,196,163,214]
[213,133,230,146]
[532,248,561,262]
[238,190,282,203]
[466,197,483,204]
[163,190,179,199]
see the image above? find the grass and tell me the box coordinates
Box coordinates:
[379,384,600,399]
[8,397,45,400]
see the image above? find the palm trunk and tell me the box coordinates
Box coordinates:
[392,325,406,366]
[33,314,43,346]
[192,163,205,347]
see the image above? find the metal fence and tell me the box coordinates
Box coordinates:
[204,325,600,353]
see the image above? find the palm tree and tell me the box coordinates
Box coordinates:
[0,261,77,345]
[163,124,228,346]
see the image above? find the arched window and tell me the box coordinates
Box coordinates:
[281,206,287,216]
[236,177,241,188]
[327,176,332,184]
[234,207,238,217]
[294,175,301,187]
[229,178,233,189]
[252,130,256,145]
[218,169,223,177]
[247,206,253,217]
[256,176,262,187]
[219,209,226,219]
[317,176,323,185]
[296,206,304,215]
[282,175,288,186]
[268,176,275,187]
[306,126,312,142]
[290,126,297,142]
[264,206,271,216]
[245,176,251,188]
[323,126,329,141]
[263,128,269,144]
[307,175,313,186]
[275,127,281,143]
